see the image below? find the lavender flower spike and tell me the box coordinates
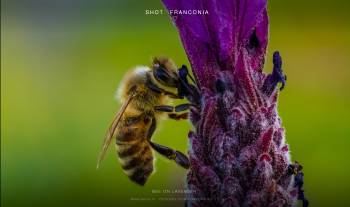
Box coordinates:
[162,0,308,206]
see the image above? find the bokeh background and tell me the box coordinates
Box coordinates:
[2,0,350,206]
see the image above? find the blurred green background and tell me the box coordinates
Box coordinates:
[1,0,350,206]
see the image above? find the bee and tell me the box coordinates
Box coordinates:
[97,57,199,185]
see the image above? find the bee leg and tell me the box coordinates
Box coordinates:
[154,105,174,112]
[146,80,183,99]
[261,51,286,96]
[164,91,183,99]
[146,118,190,169]
[175,103,191,112]
[146,81,162,94]
[149,141,190,169]
[168,113,188,120]
[154,104,189,120]
[146,118,157,140]
[154,103,191,113]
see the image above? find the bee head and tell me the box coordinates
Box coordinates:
[152,57,179,88]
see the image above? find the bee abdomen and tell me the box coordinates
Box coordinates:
[116,141,154,185]
[117,143,142,158]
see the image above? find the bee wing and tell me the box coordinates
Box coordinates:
[96,94,135,169]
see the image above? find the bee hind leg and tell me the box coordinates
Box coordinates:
[149,141,190,169]
[146,118,189,168]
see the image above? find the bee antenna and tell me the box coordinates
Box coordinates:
[181,65,197,85]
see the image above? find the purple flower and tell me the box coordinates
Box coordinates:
[162,0,308,206]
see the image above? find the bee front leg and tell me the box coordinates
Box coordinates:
[164,91,183,99]
[146,81,183,99]
[149,141,190,169]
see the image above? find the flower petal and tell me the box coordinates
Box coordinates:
[162,0,268,90]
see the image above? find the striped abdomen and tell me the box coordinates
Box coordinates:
[115,114,154,185]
